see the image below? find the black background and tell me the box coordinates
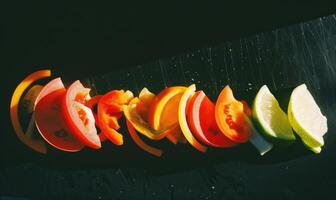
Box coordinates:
[1,2,336,200]
[2,2,335,78]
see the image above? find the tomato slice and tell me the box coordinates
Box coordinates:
[215,86,252,143]
[35,87,85,152]
[62,80,101,149]
[187,91,236,148]
[98,90,133,145]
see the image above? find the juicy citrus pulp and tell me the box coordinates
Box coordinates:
[288,84,327,152]
[252,85,295,143]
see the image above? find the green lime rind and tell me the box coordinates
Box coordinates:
[303,141,322,154]
[301,137,322,153]
[251,117,294,145]
[252,85,296,144]
[287,84,327,149]
[309,147,322,154]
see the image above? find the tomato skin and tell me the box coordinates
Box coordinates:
[187,91,236,148]
[215,86,251,143]
[62,81,101,149]
[35,88,85,152]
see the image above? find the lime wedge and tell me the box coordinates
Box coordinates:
[253,85,296,143]
[288,84,327,153]
[307,145,322,154]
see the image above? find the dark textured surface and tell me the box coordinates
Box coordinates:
[2,14,336,200]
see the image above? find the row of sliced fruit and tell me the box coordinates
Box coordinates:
[10,70,328,156]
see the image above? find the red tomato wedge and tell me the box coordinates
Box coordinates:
[62,80,101,149]
[35,78,84,152]
[215,86,252,143]
[35,89,85,152]
[98,90,133,145]
[34,78,65,107]
[187,91,236,148]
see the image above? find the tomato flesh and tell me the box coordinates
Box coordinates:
[35,88,85,152]
[187,91,236,147]
[215,86,251,143]
[62,81,101,149]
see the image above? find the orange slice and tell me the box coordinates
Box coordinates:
[148,86,186,130]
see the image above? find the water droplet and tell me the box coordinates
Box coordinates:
[211,186,215,190]
[248,82,252,86]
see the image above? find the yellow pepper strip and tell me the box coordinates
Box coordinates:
[123,98,179,140]
[10,70,51,154]
[126,120,162,157]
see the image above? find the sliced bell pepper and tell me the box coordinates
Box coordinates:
[126,120,162,157]
[98,90,133,145]
[123,98,179,140]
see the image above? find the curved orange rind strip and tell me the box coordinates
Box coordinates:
[10,70,51,154]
